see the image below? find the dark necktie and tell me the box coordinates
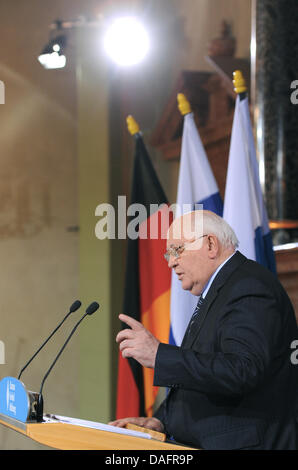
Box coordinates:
[186,294,204,337]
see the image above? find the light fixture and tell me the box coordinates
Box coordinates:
[38,15,149,70]
[38,34,67,69]
[103,16,150,66]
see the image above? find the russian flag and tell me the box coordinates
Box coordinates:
[223,93,276,272]
[170,99,223,347]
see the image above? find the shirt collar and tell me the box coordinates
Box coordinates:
[201,252,235,299]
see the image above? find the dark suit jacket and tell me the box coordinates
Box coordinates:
[154,251,298,449]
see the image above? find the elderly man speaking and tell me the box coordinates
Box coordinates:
[110,210,298,450]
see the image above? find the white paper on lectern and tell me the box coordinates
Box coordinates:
[44,414,152,440]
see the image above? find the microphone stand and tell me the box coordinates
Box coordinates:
[18,300,81,381]
[36,302,99,422]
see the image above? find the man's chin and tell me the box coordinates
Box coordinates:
[180,278,201,295]
[181,280,195,293]
[184,283,201,296]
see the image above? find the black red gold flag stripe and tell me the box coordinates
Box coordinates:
[116,133,172,418]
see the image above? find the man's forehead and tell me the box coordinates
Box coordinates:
[168,212,204,243]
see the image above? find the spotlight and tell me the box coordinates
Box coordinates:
[103,17,150,66]
[38,34,67,69]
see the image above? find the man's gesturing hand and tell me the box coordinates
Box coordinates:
[116,314,160,368]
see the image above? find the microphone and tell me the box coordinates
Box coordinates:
[18,300,82,381]
[36,301,100,422]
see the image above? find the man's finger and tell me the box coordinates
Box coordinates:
[108,418,133,428]
[119,339,134,352]
[108,419,126,428]
[119,313,144,331]
[109,417,147,428]
[116,328,135,344]
[122,347,134,359]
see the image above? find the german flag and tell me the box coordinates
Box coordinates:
[116,119,172,418]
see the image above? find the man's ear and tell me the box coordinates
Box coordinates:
[207,234,219,258]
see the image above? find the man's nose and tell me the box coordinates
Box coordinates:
[168,254,178,269]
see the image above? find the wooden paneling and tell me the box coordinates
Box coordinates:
[275,248,298,322]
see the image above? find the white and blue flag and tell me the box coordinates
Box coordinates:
[169,112,223,346]
[223,95,276,272]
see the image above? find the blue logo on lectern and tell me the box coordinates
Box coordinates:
[0,377,29,422]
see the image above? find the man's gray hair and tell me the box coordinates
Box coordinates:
[202,211,239,249]
[170,210,239,250]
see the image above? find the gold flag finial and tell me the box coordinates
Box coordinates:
[126,115,140,136]
[233,70,247,94]
[177,93,192,116]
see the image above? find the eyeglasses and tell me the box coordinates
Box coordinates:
[164,235,207,262]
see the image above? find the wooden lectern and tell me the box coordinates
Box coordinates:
[0,413,195,450]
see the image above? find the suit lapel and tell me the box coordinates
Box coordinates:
[182,251,246,348]
[182,285,219,348]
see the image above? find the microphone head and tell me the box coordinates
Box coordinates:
[69,300,82,313]
[86,301,100,315]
